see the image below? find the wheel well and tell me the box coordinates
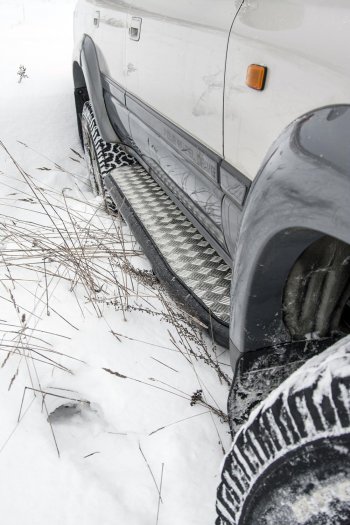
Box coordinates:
[238,228,350,353]
[283,234,350,339]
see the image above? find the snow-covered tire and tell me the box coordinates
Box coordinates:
[81,102,135,214]
[216,336,350,525]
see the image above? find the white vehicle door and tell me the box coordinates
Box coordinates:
[126,0,241,155]
[124,1,242,247]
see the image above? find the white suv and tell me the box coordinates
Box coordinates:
[73,2,350,523]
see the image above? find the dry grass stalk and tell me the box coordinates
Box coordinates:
[0,140,231,451]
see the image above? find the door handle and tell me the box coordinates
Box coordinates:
[127,63,137,75]
[129,17,142,41]
[93,11,100,28]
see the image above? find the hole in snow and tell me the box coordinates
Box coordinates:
[47,401,93,424]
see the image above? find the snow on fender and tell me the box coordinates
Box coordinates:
[216,335,350,525]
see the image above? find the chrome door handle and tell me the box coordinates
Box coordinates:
[129,17,142,41]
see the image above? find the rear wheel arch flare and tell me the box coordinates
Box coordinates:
[73,60,86,90]
[80,34,119,144]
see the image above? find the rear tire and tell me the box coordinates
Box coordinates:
[216,336,350,525]
[82,109,102,197]
[81,102,135,214]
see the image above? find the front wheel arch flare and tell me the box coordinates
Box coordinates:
[230,105,350,354]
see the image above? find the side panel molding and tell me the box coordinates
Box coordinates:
[231,105,350,357]
[80,35,119,143]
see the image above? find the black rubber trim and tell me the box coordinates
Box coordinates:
[101,74,126,106]
[126,92,220,183]
[228,335,339,435]
[101,75,251,198]
[220,160,251,208]
[105,173,229,348]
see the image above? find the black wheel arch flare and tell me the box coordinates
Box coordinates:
[230,104,350,363]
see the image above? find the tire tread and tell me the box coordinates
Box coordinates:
[81,102,136,215]
[216,339,350,525]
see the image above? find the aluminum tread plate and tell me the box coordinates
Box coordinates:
[110,166,231,324]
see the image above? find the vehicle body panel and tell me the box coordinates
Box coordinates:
[73,0,244,245]
[126,0,241,155]
[125,90,225,237]
[224,0,350,180]
[124,0,242,241]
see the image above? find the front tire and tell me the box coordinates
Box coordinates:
[216,336,350,525]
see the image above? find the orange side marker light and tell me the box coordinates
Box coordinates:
[246,64,268,91]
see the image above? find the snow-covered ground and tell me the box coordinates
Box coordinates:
[0,1,232,524]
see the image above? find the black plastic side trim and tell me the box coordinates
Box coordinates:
[98,82,232,263]
[102,76,250,205]
[125,93,221,183]
[220,160,251,208]
[101,73,248,262]
[84,51,250,251]
[105,173,230,348]
[101,74,126,106]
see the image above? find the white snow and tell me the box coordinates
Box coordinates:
[0,1,232,523]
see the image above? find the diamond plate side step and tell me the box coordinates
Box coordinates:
[105,166,231,347]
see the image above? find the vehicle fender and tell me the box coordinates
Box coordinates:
[80,34,119,143]
[230,105,350,359]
